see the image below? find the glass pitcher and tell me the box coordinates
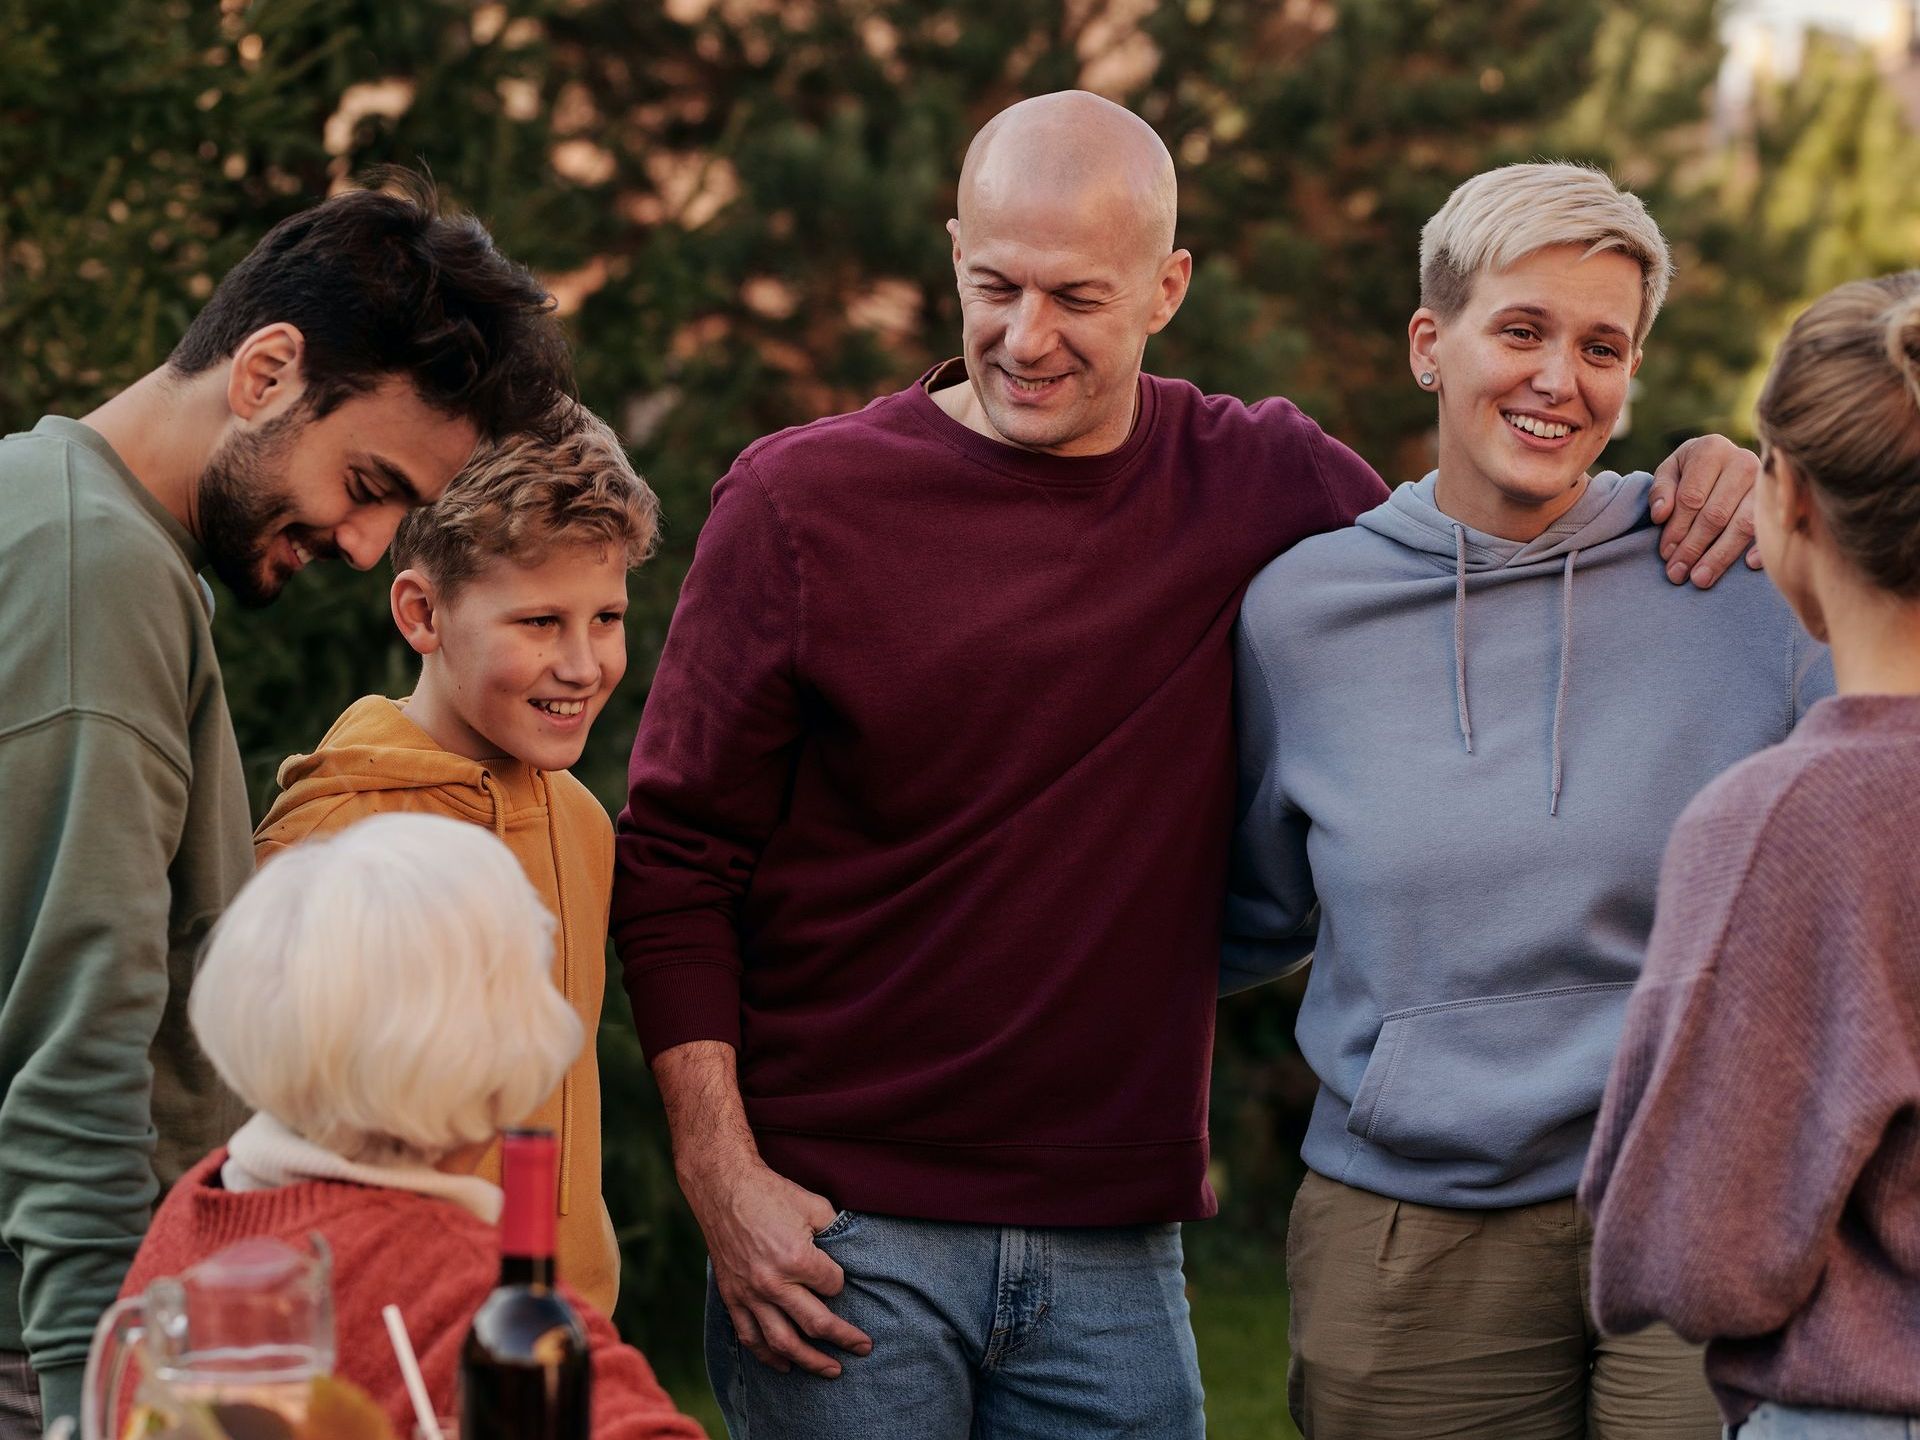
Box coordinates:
[82,1235,335,1439]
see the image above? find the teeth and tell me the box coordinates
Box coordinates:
[1506,413,1573,439]
[292,541,312,565]
[1007,375,1056,392]
[531,699,587,716]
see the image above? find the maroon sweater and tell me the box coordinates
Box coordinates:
[614,365,1385,1225]
[1582,694,1920,1423]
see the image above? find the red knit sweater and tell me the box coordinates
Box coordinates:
[124,1152,705,1439]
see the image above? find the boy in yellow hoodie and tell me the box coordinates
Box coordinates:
[254,404,658,1314]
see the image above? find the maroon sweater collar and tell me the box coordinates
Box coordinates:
[905,359,1159,486]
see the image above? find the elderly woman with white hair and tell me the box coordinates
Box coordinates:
[121,813,704,1440]
[1226,163,1830,1437]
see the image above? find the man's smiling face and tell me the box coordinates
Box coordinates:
[944,91,1190,459]
[196,373,478,607]
[951,194,1166,458]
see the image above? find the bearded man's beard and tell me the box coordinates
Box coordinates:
[196,410,301,608]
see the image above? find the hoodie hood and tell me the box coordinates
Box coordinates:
[1356,470,1655,812]
[1357,469,1654,568]
[258,695,541,842]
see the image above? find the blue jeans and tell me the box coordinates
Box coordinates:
[1733,1406,1920,1439]
[705,1212,1205,1439]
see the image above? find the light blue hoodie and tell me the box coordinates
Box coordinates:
[1227,470,1830,1208]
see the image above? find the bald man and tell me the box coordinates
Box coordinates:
[612,92,1759,1438]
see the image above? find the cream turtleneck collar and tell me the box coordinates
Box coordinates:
[221,1113,502,1224]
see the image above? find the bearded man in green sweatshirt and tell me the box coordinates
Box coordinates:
[0,174,571,1436]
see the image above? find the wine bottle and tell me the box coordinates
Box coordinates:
[460,1128,590,1439]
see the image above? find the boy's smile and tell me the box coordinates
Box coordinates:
[396,541,630,773]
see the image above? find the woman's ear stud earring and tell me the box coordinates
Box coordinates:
[1419,371,1435,388]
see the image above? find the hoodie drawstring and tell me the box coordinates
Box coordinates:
[479,771,508,839]
[1451,523,1474,754]
[1549,550,1579,816]
[1449,530,1580,814]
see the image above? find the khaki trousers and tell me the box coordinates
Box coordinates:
[1286,1171,1720,1440]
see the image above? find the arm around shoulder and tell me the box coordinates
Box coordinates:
[1309,426,1391,529]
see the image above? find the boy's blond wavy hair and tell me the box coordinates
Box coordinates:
[392,400,659,593]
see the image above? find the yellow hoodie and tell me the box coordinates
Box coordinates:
[254,695,620,1313]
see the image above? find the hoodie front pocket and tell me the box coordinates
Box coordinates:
[1345,983,1633,1185]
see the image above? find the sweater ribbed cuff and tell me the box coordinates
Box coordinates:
[624,959,743,1062]
[36,1357,83,1428]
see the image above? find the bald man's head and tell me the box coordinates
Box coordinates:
[957,91,1178,262]
[939,92,1193,457]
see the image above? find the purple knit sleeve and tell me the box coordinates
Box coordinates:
[1584,750,1914,1341]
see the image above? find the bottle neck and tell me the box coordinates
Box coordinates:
[497,1253,554,1289]
[497,1129,558,1284]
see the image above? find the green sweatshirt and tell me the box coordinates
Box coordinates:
[0,417,253,1424]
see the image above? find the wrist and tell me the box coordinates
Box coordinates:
[674,1131,760,1193]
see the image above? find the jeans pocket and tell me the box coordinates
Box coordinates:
[813,1208,857,1242]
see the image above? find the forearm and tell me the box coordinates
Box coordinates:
[651,1041,760,1189]
[650,1043,865,1376]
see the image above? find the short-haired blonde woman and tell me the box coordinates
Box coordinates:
[122,814,705,1440]
[1584,273,1920,1439]
[1228,163,1829,1437]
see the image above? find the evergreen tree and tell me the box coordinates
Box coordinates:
[1716,30,1920,427]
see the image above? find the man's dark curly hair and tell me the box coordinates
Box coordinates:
[167,169,573,443]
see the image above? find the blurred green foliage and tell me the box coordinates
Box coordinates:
[7,0,1920,1379]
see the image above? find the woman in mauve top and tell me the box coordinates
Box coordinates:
[1583,272,1920,1438]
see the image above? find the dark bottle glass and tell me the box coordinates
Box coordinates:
[460,1128,590,1440]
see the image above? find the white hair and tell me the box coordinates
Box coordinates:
[190,813,583,1165]
[1419,162,1674,349]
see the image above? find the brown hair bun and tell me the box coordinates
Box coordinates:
[1757,271,1920,597]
